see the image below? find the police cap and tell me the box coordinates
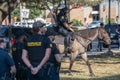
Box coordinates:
[59,5,68,10]
[33,21,45,28]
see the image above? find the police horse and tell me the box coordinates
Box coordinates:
[54,27,111,76]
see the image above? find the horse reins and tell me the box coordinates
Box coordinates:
[75,33,93,49]
[75,27,100,50]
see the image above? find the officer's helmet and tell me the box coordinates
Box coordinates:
[59,5,68,11]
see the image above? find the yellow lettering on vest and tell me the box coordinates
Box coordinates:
[27,42,41,46]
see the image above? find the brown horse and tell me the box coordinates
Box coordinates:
[54,27,111,76]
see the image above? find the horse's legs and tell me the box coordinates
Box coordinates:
[80,52,95,76]
[69,51,78,72]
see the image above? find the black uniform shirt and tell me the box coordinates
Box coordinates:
[48,43,60,64]
[57,11,71,32]
[12,41,25,68]
[57,12,68,29]
[23,34,51,64]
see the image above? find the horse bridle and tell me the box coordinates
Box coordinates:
[98,27,110,43]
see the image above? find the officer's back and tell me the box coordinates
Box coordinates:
[26,34,48,63]
[22,21,51,80]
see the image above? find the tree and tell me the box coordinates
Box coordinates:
[12,4,20,21]
[12,2,42,20]
[0,0,20,25]
[0,0,102,25]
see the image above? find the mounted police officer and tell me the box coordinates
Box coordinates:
[57,5,74,52]
[57,5,74,36]
[0,37,16,80]
[22,21,51,80]
[12,30,28,80]
[45,30,62,80]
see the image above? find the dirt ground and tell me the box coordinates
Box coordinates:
[60,53,120,80]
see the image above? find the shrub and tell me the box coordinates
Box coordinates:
[71,19,82,26]
[100,18,115,24]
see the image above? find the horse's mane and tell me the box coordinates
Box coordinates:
[73,27,98,39]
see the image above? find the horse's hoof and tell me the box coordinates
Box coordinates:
[90,73,95,77]
[68,72,73,76]
[68,70,73,76]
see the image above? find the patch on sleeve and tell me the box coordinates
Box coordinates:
[61,16,64,19]
[50,44,52,47]
[12,48,16,51]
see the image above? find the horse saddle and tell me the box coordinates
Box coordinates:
[55,35,64,44]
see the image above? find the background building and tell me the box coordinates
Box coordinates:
[100,0,120,24]
[46,0,120,25]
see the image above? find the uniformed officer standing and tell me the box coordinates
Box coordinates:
[0,37,16,79]
[12,30,28,80]
[45,30,62,80]
[22,21,51,80]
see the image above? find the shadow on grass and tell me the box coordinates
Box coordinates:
[60,74,120,80]
[73,53,120,65]
[60,69,82,74]
[94,61,120,64]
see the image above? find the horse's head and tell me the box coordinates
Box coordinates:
[98,27,111,45]
[65,33,76,52]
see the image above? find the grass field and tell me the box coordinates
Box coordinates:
[60,53,120,80]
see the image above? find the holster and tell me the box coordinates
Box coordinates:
[46,63,54,76]
[54,63,61,74]
[0,73,15,80]
[16,65,28,80]
[55,66,60,74]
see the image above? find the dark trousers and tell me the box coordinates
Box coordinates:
[58,27,70,36]
[0,72,14,80]
[59,27,72,52]
[28,69,48,80]
[16,68,28,80]
[48,64,60,80]
[28,63,48,80]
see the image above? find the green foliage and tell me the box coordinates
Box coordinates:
[10,0,103,21]
[106,18,115,24]
[26,2,42,19]
[12,2,42,20]
[12,4,20,20]
[71,26,79,31]
[67,0,102,6]
[71,19,82,26]
[100,18,115,24]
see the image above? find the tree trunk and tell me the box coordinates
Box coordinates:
[0,0,20,25]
